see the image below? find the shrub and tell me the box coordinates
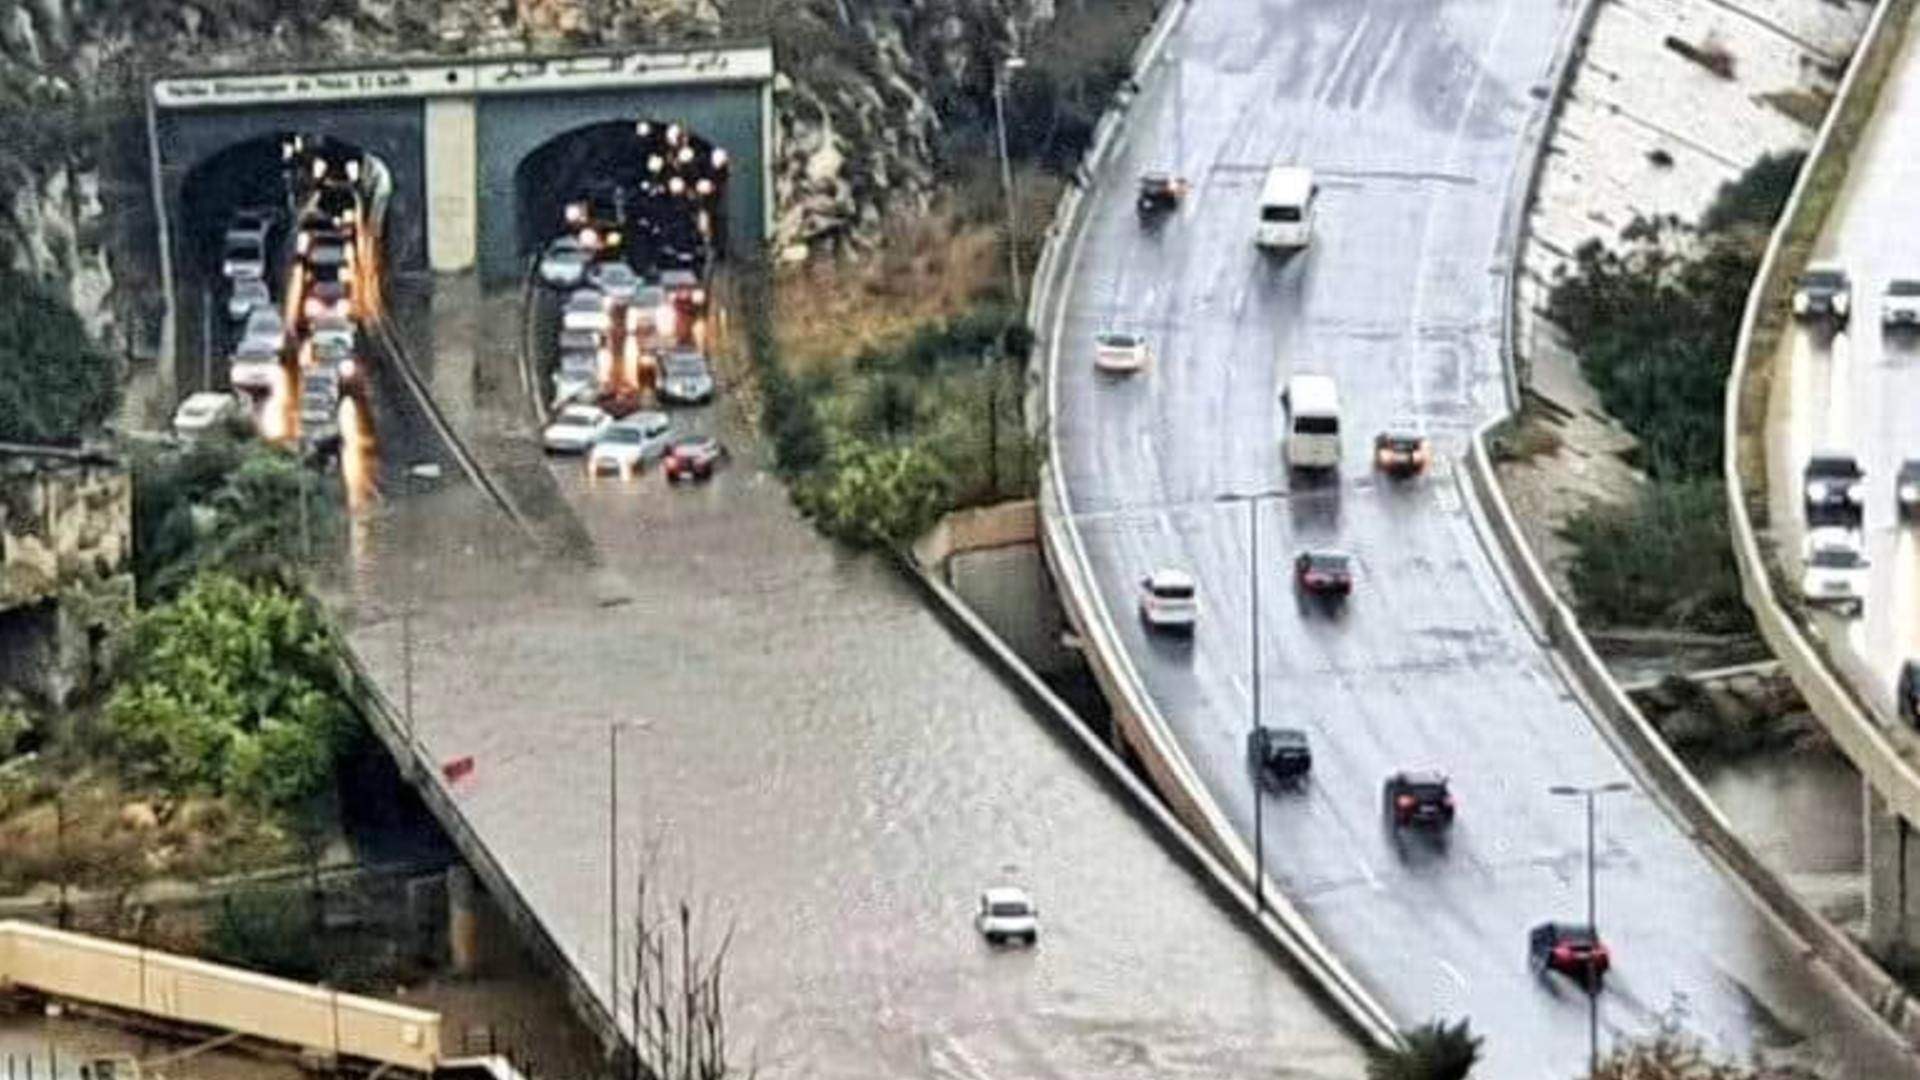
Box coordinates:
[105,573,353,814]
[130,441,334,602]
[1700,151,1804,234]
[206,886,320,981]
[1560,479,1752,634]
[796,440,952,549]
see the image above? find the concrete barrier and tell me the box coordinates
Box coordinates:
[1722,0,1920,832]
[0,920,443,1073]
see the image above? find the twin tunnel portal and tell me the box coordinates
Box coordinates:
[149,43,774,339]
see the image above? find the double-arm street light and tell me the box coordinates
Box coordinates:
[1549,780,1631,1077]
[1216,488,1286,915]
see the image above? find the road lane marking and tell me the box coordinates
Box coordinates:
[1438,959,1469,991]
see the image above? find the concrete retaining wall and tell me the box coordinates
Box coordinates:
[0,920,443,1073]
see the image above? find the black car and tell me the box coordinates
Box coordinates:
[1383,770,1454,829]
[1530,921,1610,988]
[1247,726,1312,789]
[1137,172,1184,218]
[1899,460,1920,522]
[1803,453,1865,526]
[1899,661,1920,727]
[1792,265,1851,325]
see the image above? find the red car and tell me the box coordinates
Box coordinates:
[663,434,726,482]
[1530,922,1610,988]
[1294,551,1353,598]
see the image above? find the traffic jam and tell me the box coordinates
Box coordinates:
[181,135,374,496]
[537,120,729,485]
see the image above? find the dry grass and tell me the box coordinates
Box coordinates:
[775,212,1003,378]
[0,768,294,896]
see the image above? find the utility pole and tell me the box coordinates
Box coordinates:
[1550,781,1631,1077]
[1217,490,1285,915]
[993,56,1028,303]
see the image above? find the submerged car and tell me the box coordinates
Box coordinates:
[975,887,1038,946]
[1800,526,1867,617]
[658,350,715,405]
[1792,264,1851,325]
[541,403,611,454]
[1383,770,1454,829]
[1248,725,1312,789]
[171,391,245,441]
[586,412,673,478]
[227,277,272,322]
[663,434,727,483]
[1530,922,1610,989]
[539,236,591,289]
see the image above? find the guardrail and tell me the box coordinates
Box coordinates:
[1022,0,1401,1049]
[1723,0,1920,834]
[0,920,443,1073]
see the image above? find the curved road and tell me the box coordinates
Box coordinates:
[1049,0,1917,1075]
[1768,26,1920,765]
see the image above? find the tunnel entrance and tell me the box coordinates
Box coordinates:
[513,119,731,276]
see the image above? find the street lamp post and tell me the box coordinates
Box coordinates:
[1549,780,1631,1077]
[1217,489,1285,915]
[400,463,441,743]
[609,720,624,1025]
[992,55,1028,304]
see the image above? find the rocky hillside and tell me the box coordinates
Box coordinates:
[0,0,1047,354]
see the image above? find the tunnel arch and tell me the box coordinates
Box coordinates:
[476,83,766,282]
[511,118,732,271]
[180,133,391,276]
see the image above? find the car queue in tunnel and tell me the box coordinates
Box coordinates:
[532,117,732,485]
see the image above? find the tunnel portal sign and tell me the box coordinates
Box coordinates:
[154,45,773,109]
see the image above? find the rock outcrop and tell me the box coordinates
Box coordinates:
[0,0,1050,354]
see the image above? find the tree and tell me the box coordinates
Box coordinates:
[105,572,353,814]
[797,440,952,549]
[1366,1018,1482,1080]
[130,442,333,601]
[1700,151,1804,235]
[0,268,119,444]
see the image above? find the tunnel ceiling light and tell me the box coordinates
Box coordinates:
[606,231,622,248]
[695,178,714,197]
[346,160,360,182]
[637,121,653,137]
[678,146,696,165]
[313,159,328,180]
[647,154,664,174]
[666,124,682,146]
[668,176,685,195]
[712,148,728,169]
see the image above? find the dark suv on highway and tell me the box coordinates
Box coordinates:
[1383,770,1454,829]
[1803,453,1865,527]
[1247,726,1312,789]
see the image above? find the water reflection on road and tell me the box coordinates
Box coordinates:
[336,413,1363,1078]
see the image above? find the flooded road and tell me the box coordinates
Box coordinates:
[329,286,1364,1074]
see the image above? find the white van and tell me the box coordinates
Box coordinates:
[1256,166,1318,250]
[1282,374,1341,470]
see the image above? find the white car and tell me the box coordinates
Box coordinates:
[228,347,285,395]
[172,391,245,440]
[1094,331,1151,374]
[1139,568,1198,632]
[975,887,1038,946]
[1886,280,1920,330]
[311,315,357,354]
[239,306,286,355]
[221,237,266,280]
[1801,527,1867,616]
[227,278,272,322]
[541,403,611,454]
[586,412,674,478]
[539,237,590,289]
[588,260,644,304]
[658,351,715,405]
[563,289,613,333]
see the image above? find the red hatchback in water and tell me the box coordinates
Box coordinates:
[1294,550,1354,598]
[1530,921,1611,988]
[663,434,726,482]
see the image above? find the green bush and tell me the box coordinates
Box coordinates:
[131,442,334,601]
[0,268,119,444]
[1560,479,1752,634]
[796,441,953,549]
[1699,150,1804,234]
[105,573,354,813]
[207,886,320,981]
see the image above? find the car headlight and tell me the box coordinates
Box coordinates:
[1835,293,1851,314]
[1848,482,1866,503]
[1793,293,1809,314]
[1806,481,1826,500]
[1902,483,1919,502]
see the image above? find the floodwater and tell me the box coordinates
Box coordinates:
[326,281,1365,1076]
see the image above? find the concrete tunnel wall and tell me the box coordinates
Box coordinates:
[473,82,768,282]
[157,100,430,274]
